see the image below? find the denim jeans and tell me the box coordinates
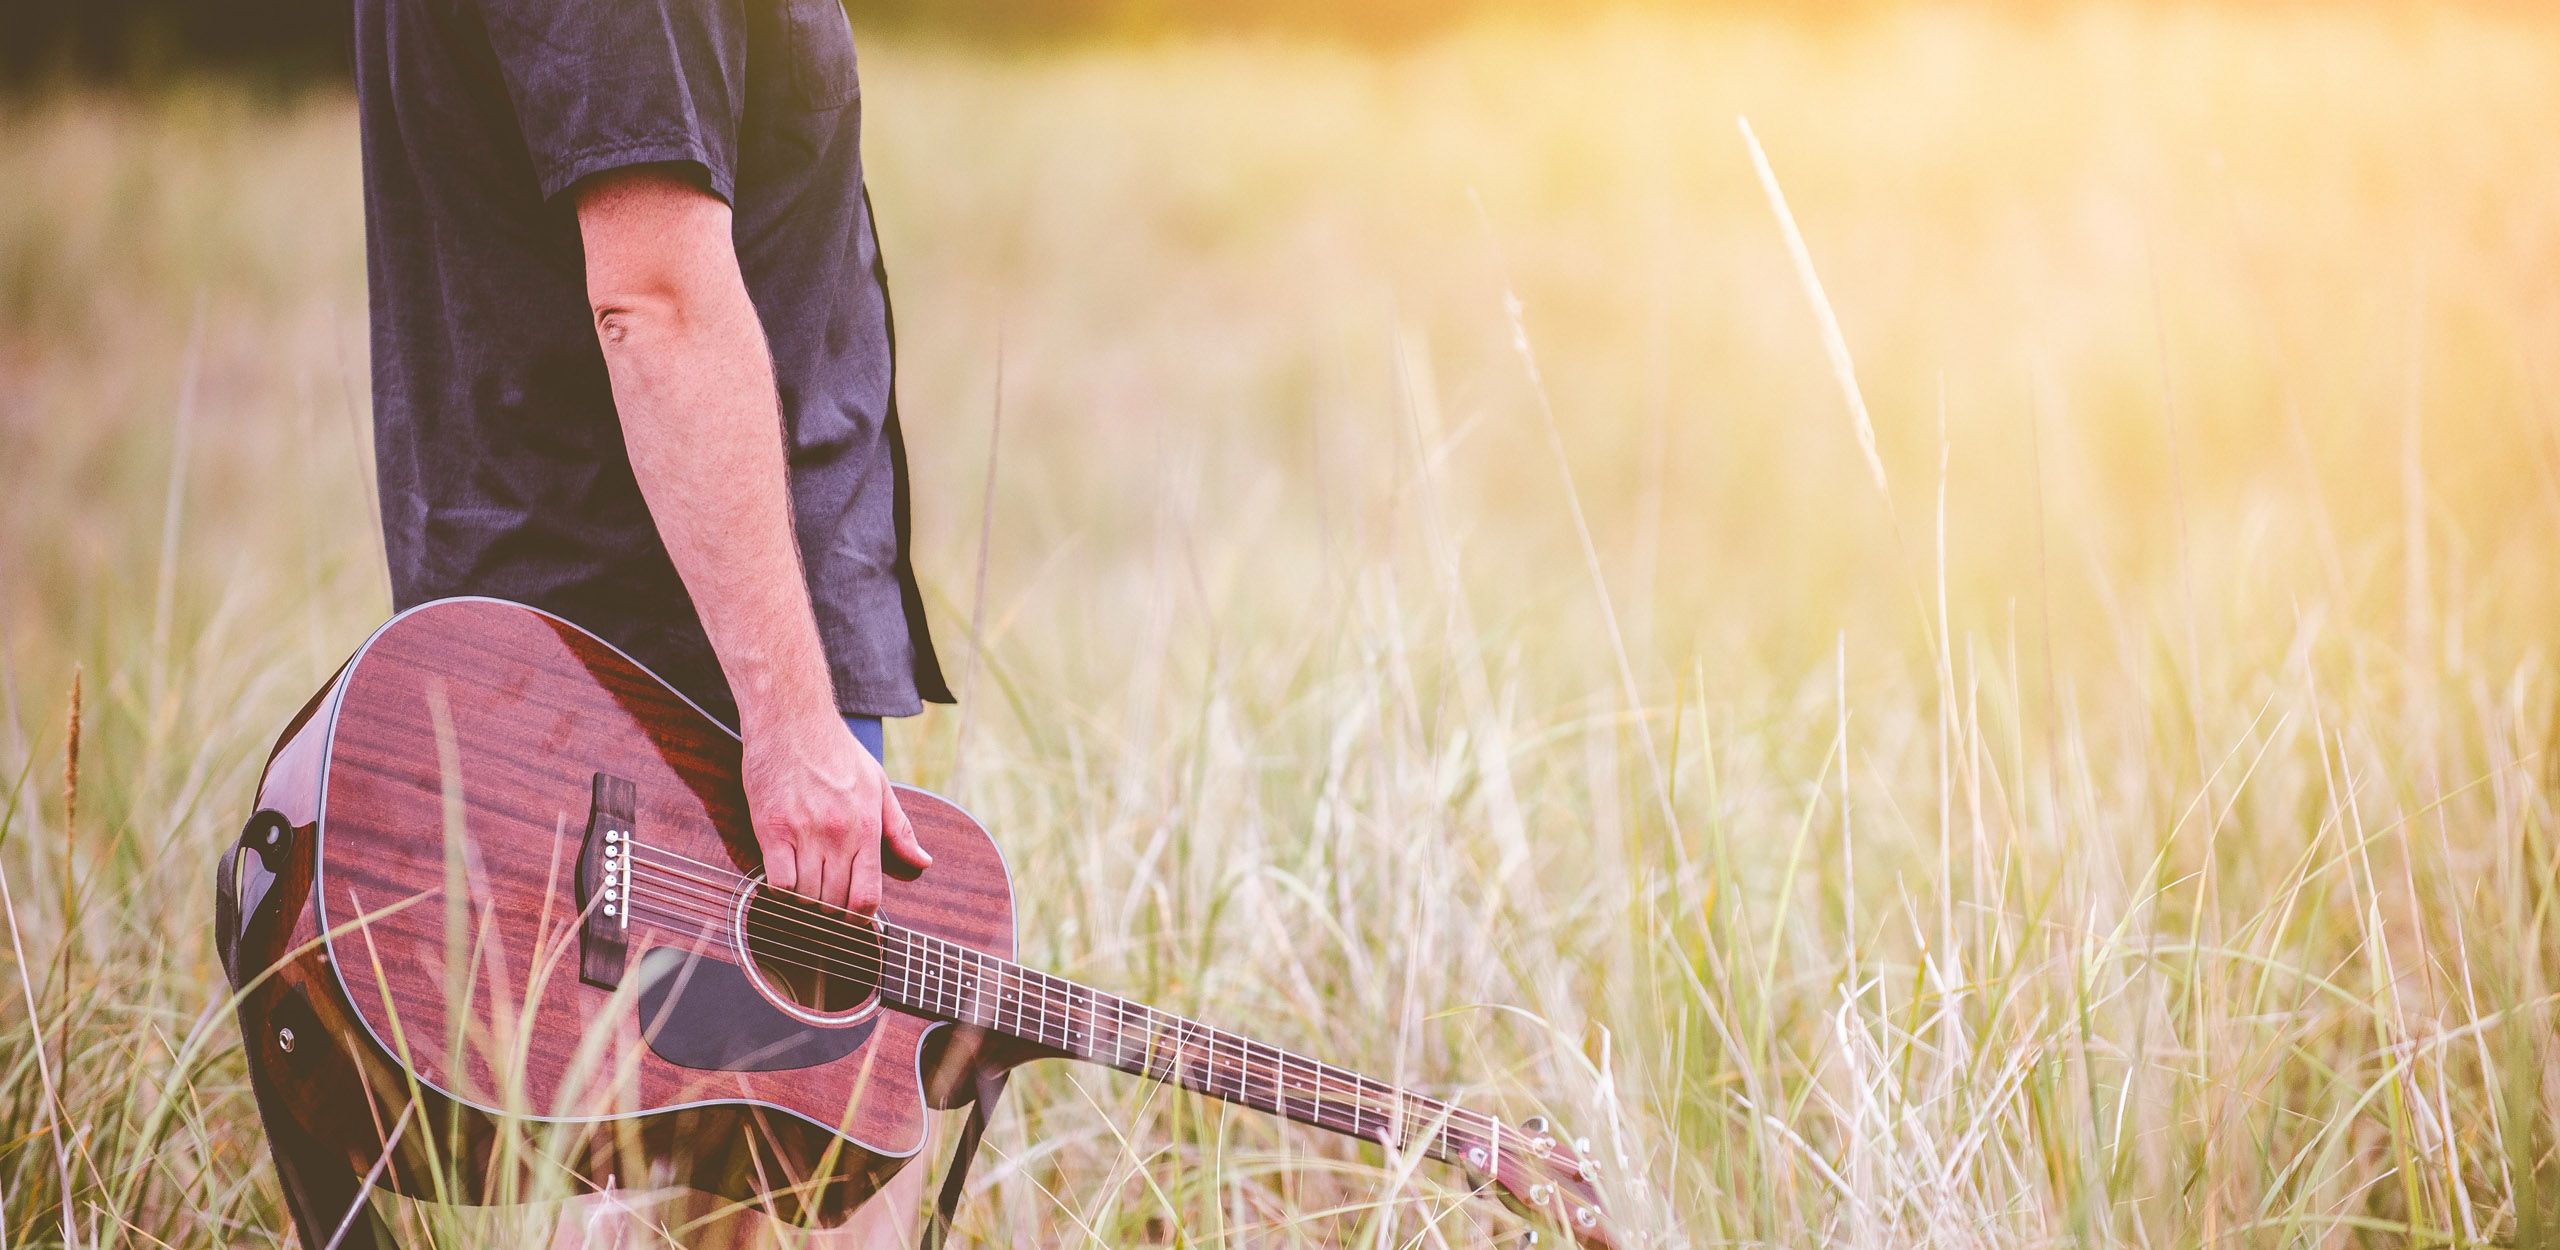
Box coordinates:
[847,715,884,766]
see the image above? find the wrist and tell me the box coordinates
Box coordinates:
[738,692,841,741]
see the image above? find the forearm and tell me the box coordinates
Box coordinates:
[570,166,920,913]
[591,254,836,733]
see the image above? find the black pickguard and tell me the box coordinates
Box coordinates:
[631,948,875,1072]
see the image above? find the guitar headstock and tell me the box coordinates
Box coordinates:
[1471,1114,1618,1248]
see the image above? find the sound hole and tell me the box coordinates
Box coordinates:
[738,885,880,1019]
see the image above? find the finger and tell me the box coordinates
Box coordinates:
[883,793,931,870]
[765,842,799,895]
[816,849,851,916]
[847,844,883,916]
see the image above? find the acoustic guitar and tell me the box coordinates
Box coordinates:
[223,597,1617,1246]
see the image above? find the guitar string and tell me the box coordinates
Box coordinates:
[608,903,1485,1173]
[619,870,1423,1143]
[620,856,1445,1146]
[618,841,1507,1155]
[615,841,1506,1157]
[625,843,1377,1104]
[608,892,1587,1227]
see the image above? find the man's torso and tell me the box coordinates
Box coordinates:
[354,0,948,720]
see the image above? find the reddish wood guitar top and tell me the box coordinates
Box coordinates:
[240,597,1615,1244]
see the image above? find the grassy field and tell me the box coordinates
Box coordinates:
[10,4,2560,1245]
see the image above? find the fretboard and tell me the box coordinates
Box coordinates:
[875,923,1499,1165]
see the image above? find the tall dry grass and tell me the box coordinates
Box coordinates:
[8,5,2560,1245]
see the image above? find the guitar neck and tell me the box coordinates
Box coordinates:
[875,923,1499,1166]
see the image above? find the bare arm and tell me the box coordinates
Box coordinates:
[573,164,928,913]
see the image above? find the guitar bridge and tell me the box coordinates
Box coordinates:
[578,773,637,990]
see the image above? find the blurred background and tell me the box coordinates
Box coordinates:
[6,0,2556,84]
[9,0,2560,1246]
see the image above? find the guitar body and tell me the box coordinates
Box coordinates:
[229,597,1015,1222]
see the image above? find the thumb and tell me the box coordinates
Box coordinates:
[884,796,932,870]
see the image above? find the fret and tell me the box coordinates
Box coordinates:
[1279,1050,1321,1126]
[1203,1024,1236,1103]
[1089,987,1128,1066]
[1020,970,1051,1049]
[1011,969,1041,1046]
[1203,1025,1238,1102]
[1346,1073,1389,1144]
[1108,997,1138,1073]
[861,920,1492,1176]
[1011,962,1035,1039]
[1135,1003,1175,1083]
[1108,998,1133,1072]
[964,950,992,1027]
[1045,975,1071,1052]
[1236,1036,1280,1115]
[1294,1052,1323,1128]
[1181,1020,1209,1095]
[1159,1015,1189,1085]
[1049,975,1075,1052]
[1227,1029,1260,1107]
[1095,993,1126,1068]
[1038,971,1069,1051]
[1172,1017,1207,1092]
[950,944,971,1022]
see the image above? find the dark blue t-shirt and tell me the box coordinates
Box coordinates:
[353,0,949,720]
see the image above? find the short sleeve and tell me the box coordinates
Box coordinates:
[473,0,746,203]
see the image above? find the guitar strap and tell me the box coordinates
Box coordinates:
[215,833,400,1250]
[921,1065,1009,1250]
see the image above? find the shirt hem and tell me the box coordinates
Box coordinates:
[836,692,928,720]
[538,133,735,204]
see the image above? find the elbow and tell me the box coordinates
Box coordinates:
[576,166,738,353]
[589,289,685,352]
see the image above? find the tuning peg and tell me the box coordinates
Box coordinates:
[1520,1115,1556,1154]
